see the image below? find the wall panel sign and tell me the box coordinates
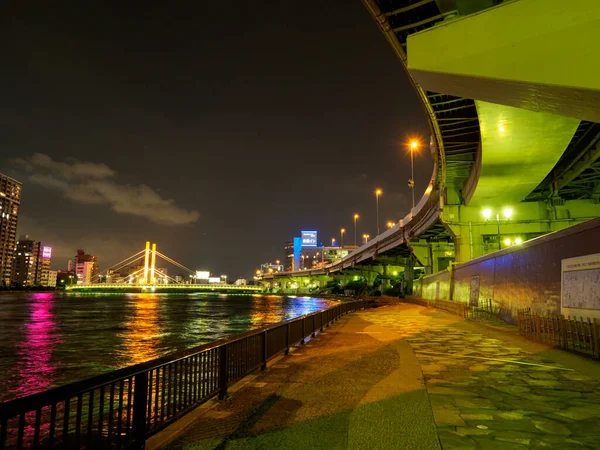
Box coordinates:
[561,253,600,311]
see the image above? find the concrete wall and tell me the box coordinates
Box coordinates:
[420,270,451,301]
[418,218,600,322]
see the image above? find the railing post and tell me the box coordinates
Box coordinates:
[262,331,268,370]
[301,317,306,344]
[285,323,290,355]
[218,345,228,399]
[320,312,324,332]
[312,314,316,337]
[132,372,148,450]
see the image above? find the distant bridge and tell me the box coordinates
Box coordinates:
[66,283,263,294]
[68,241,264,293]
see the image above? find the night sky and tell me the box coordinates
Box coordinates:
[1,1,431,279]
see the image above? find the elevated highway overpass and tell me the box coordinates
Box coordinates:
[261,0,600,297]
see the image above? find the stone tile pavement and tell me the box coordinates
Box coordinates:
[161,304,600,450]
[361,306,600,449]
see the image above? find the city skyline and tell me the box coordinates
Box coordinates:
[0,1,431,277]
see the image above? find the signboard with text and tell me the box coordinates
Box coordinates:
[561,253,600,316]
[301,230,317,247]
[42,246,52,259]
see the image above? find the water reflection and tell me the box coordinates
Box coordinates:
[11,293,61,398]
[0,293,333,402]
[117,294,163,366]
[249,296,286,326]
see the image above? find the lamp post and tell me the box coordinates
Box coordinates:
[409,140,419,210]
[331,237,336,247]
[363,234,370,245]
[340,228,345,247]
[375,189,382,235]
[353,214,359,246]
[387,221,395,229]
[483,207,513,251]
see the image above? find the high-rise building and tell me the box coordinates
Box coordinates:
[0,173,21,286]
[74,249,99,283]
[11,238,40,287]
[11,237,53,286]
[284,240,294,271]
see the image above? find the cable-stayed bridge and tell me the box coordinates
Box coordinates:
[66,242,262,293]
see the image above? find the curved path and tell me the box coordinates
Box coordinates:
[159,304,600,450]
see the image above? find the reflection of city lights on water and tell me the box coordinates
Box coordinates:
[14,293,62,398]
[118,294,164,366]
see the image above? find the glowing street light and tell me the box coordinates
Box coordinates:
[375,189,382,235]
[363,233,370,244]
[353,214,359,246]
[331,237,336,247]
[340,228,345,247]
[483,207,514,251]
[387,221,395,229]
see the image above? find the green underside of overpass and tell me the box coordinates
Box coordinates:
[406,0,600,122]
[471,101,579,207]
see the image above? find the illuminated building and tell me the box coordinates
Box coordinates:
[74,249,99,283]
[284,240,294,271]
[47,270,57,288]
[11,237,53,286]
[0,173,21,286]
[283,230,352,270]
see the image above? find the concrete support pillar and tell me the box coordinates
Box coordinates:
[382,264,391,290]
[404,257,414,296]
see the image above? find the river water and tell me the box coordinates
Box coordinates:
[0,292,334,402]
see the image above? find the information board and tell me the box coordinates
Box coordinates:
[561,253,600,311]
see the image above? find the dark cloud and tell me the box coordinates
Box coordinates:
[14,153,200,226]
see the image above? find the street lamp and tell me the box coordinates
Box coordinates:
[483,207,513,251]
[340,228,345,247]
[331,237,336,247]
[363,233,370,244]
[387,221,395,229]
[353,214,359,246]
[408,139,419,210]
[375,189,382,235]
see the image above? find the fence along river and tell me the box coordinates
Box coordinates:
[0,292,369,449]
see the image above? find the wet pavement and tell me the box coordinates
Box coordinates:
[161,304,600,450]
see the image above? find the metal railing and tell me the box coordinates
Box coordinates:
[517,308,600,358]
[0,300,370,450]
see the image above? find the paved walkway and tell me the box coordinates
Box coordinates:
[164,304,600,450]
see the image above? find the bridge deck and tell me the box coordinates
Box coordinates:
[66,283,263,292]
